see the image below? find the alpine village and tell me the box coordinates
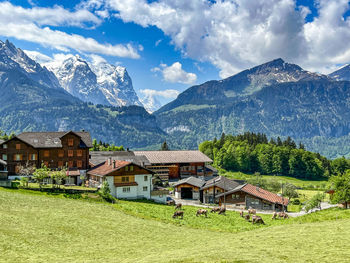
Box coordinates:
[4,1,350,262]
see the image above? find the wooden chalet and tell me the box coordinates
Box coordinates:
[87,158,167,202]
[216,183,289,211]
[173,177,206,200]
[0,131,92,184]
[133,150,213,180]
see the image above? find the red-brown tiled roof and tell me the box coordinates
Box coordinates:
[241,184,289,206]
[87,160,131,177]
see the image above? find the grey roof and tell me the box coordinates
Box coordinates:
[90,151,150,166]
[173,176,206,188]
[134,150,212,164]
[201,176,242,191]
[15,131,92,148]
[0,159,7,166]
[205,165,218,173]
[216,184,246,198]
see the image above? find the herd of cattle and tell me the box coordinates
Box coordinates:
[172,203,289,224]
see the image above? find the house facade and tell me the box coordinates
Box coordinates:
[133,150,214,180]
[216,183,289,211]
[87,159,155,200]
[0,131,92,184]
[173,177,205,200]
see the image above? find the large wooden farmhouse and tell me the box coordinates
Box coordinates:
[0,131,92,184]
[216,183,289,211]
[133,150,214,180]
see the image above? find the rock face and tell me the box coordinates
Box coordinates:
[46,55,143,107]
[155,59,350,153]
[329,64,350,81]
[0,40,165,148]
[0,39,61,89]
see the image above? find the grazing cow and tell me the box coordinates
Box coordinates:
[278,212,289,219]
[196,209,208,217]
[211,207,221,213]
[252,215,265,225]
[175,203,182,210]
[172,211,184,219]
[218,207,226,215]
[244,214,250,221]
[240,211,244,217]
[248,208,257,215]
[272,212,278,220]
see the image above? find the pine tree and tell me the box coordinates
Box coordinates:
[161,141,169,151]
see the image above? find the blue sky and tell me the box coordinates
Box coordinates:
[2,0,350,106]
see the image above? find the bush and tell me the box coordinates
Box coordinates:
[63,193,82,199]
[98,181,116,203]
[11,181,20,189]
[292,199,301,205]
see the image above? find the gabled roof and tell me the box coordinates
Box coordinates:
[173,176,205,188]
[13,131,92,148]
[217,183,289,206]
[87,160,154,177]
[90,151,150,166]
[201,176,242,191]
[134,150,212,164]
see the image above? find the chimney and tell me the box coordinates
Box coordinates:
[113,160,116,169]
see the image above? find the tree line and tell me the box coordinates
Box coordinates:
[199,132,350,179]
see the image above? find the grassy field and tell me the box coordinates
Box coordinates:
[222,171,329,188]
[1,187,350,262]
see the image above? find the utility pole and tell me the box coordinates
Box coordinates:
[223,177,226,209]
[281,181,284,212]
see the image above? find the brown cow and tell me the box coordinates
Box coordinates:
[248,208,256,215]
[278,212,289,219]
[240,210,244,217]
[218,207,226,215]
[196,209,208,217]
[211,207,221,213]
[272,212,278,220]
[252,215,265,225]
[175,203,182,210]
[172,210,184,219]
[244,214,250,221]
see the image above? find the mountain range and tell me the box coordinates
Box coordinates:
[2,40,350,158]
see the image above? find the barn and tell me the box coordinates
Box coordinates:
[173,176,205,200]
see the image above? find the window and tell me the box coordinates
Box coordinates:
[68,161,73,168]
[2,154,7,161]
[77,160,82,168]
[58,161,63,167]
[122,176,129,182]
[125,166,129,172]
[16,144,21,150]
[129,165,133,171]
[68,150,73,157]
[3,144,7,149]
[29,154,37,161]
[144,175,148,181]
[44,150,49,157]
[13,154,22,161]
[68,138,74,146]
[58,150,64,158]
[77,150,83,157]
[122,187,130,193]
[143,186,148,191]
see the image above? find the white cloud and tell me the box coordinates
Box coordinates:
[105,0,350,76]
[139,88,180,99]
[24,50,52,64]
[0,2,140,59]
[152,62,197,84]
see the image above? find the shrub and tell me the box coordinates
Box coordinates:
[11,181,20,189]
[292,199,301,205]
[98,181,116,203]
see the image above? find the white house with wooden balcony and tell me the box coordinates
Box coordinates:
[87,158,168,202]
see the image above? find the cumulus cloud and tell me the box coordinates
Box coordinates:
[105,0,350,76]
[0,2,140,59]
[152,62,197,84]
[139,88,180,99]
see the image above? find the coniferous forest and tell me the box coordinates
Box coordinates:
[199,132,350,180]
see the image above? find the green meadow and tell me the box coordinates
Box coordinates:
[1,187,350,263]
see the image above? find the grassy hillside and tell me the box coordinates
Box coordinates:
[1,188,350,262]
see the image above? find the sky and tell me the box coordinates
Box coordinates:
[1,0,350,106]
